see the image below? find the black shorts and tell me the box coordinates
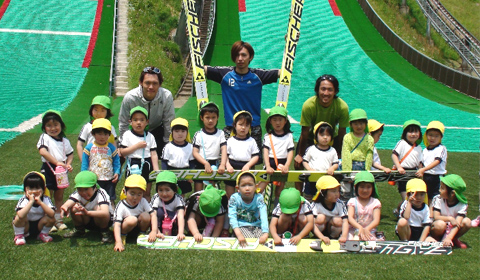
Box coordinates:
[225,159,248,187]
[98,180,116,201]
[150,124,166,156]
[396,226,424,241]
[266,158,287,170]
[423,173,441,199]
[127,157,153,184]
[84,214,113,231]
[40,162,59,191]
[397,168,417,193]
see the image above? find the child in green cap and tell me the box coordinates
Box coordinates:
[119,106,159,201]
[341,109,374,199]
[269,188,314,245]
[430,174,471,249]
[60,171,113,243]
[186,185,228,242]
[347,171,382,241]
[77,95,117,161]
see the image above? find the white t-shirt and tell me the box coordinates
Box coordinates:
[271,200,313,218]
[392,140,423,169]
[68,188,113,215]
[422,144,447,175]
[431,194,467,217]
[371,146,380,171]
[312,199,348,219]
[151,193,186,212]
[303,146,339,171]
[37,133,74,163]
[78,121,118,145]
[15,195,55,221]
[120,130,157,159]
[113,198,153,223]
[399,200,431,227]
[192,128,226,161]
[227,136,260,162]
[262,132,295,159]
[161,141,194,168]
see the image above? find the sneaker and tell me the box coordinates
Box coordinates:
[63,229,86,238]
[49,225,58,233]
[55,220,68,231]
[471,216,480,227]
[375,231,385,241]
[14,234,26,246]
[452,238,467,249]
[37,233,53,243]
[101,231,113,244]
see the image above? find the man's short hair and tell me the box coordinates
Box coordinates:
[314,74,339,95]
[139,66,164,86]
[231,41,254,62]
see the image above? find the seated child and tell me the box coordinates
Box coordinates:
[186,185,228,242]
[417,121,447,205]
[269,188,314,245]
[311,175,348,244]
[347,171,382,241]
[341,109,374,198]
[161,117,194,195]
[119,106,159,201]
[225,111,260,198]
[228,171,269,246]
[430,174,471,249]
[13,172,55,245]
[151,171,185,241]
[81,118,120,204]
[303,122,339,201]
[192,102,227,192]
[61,171,113,243]
[368,119,391,173]
[396,178,432,241]
[113,175,157,252]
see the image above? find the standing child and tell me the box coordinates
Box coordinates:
[161,117,194,195]
[430,174,471,249]
[417,121,447,204]
[38,110,74,232]
[311,176,348,244]
[228,171,269,247]
[61,171,113,243]
[225,111,260,198]
[81,118,120,204]
[303,122,339,200]
[77,95,117,161]
[347,171,383,241]
[269,188,314,245]
[257,106,294,205]
[396,178,432,241]
[119,106,159,201]
[150,171,186,241]
[186,185,228,242]
[13,172,55,245]
[113,175,157,252]
[391,120,423,216]
[368,119,391,173]
[192,102,227,192]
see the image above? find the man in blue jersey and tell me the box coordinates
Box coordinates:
[204,41,280,158]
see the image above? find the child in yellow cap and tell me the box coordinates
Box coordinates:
[430,174,471,249]
[417,121,447,205]
[312,176,348,244]
[269,188,314,245]
[113,175,157,252]
[368,119,391,173]
[396,179,433,241]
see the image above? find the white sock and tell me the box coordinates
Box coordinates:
[13,225,25,236]
[41,226,52,234]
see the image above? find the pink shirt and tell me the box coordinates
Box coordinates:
[347,197,381,240]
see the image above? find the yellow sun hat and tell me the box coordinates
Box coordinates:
[169,117,191,143]
[313,175,340,201]
[423,121,445,147]
[405,178,428,204]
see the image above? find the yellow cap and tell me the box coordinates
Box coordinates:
[313,175,340,201]
[368,119,384,133]
[92,118,112,132]
[313,122,334,146]
[169,117,191,142]
[231,111,252,136]
[423,121,444,146]
[124,174,146,191]
[406,178,428,204]
[236,171,256,186]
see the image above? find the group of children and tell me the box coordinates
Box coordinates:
[12,95,475,251]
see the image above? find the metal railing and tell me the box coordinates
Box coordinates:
[109,0,119,97]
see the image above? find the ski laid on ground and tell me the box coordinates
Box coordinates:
[276,0,304,108]
[183,0,208,109]
[310,240,452,255]
[149,170,416,183]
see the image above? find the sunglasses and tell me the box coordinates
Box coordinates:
[143,67,161,74]
[319,75,335,81]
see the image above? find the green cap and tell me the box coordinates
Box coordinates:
[349,109,369,133]
[279,188,303,214]
[198,102,219,128]
[42,109,62,119]
[440,174,467,204]
[402,119,422,145]
[130,106,148,118]
[266,106,289,132]
[199,185,226,217]
[91,95,112,110]
[354,171,379,198]
[155,171,178,184]
[74,171,99,189]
